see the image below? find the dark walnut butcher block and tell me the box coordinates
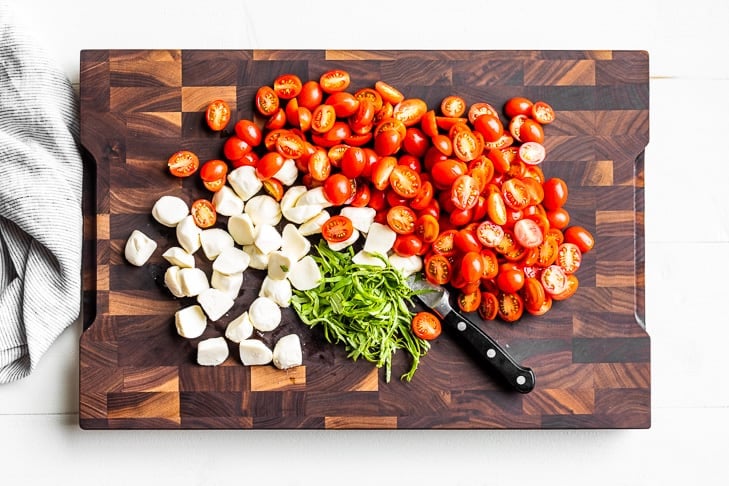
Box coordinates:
[79,50,650,429]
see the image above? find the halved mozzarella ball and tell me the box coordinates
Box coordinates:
[328,228,359,251]
[179,267,209,297]
[197,337,229,366]
[152,195,188,227]
[288,255,321,291]
[248,296,281,332]
[176,215,202,254]
[174,305,207,339]
[259,276,292,308]
[245,194,282,226]
[296,186,332,208]
[352,250,387,268]
[124,230,157,266]
[272,334,302,370]
[273,158,299,186]
[211,185,244,216]
[162,246,195,268]
[279,185,307,214]
[282,204,324,224]
[388,254,423,278]
[200,228,235,260]
[225,311,254,343]
[164,265,186,298]
[280,223,311,262]
[210,270,243,300]
[243,244,270,270]
[254,223,282,255]
[197,288,234,322]
[212,246,250,275]
[298,210,330,236]
[227,213,256,246]
[363,222,396,256]
[228,165,263,201]
[239,339,273,366]
[267,251,292,281]
[340,206,376,234]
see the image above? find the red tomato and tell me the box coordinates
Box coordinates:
[340,147,367,179]
[478,291,499,320]
[307,148,332,181]
[167,150,199,177]
[205,99,231,131]
[311,104,337,133]
[497,292,524,322]
[393,234,425,257]
[472,114,503,142]
[522,277,546,313]
[542,177,568,210]
[518,141,546,165]
[223,135,251,162]
[297,80,324,110]
[552,274,579,301]
[501,178,531,210]
[452,129,481,162]
[519,118,545,144]
[199,159,228,192]
[476,220,504,247]
[430,159,467,190]
[504,97,533,118]
[431,229,457,256]
[541,264,568,295]
[532,101,555,124]
[262,178,284,201]
[458,289,481,312]
[496,267,525,293]
[320,70,350,93]
[321,215,354,243]
[231,151,258,169]
[564,226,595,253]
[234,119,263,147]
[440,95,467,117]
[454,227,481,253]
[411,312,442,340]
[460,251,485,283]
[323,173,354,205]
[424,253,452,285]
[273,73,303,99]
[486,190,508,226]
[255,86,279,117]
[546,207,570,229]
[414,214,439,243]
[326,91,360,118]
[387,205,416,235]
[191,199,216,228]
[449,175,479,211]
[374,129,402,156]
[389,165,422,199]
[375,80,405,105]
[371,156,397,191]
[557,242,582,274]
[468,102,499,123]
[513,218,544,248]
[275,131,306,159]
[403,127,430,157]
[256,151,285,180]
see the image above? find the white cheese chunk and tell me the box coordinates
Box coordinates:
[297,210,330,236]
[388,254,423,278]
[245,194,282,226]
[162,246,195,268]
[212,246,251,275]
[225,311,254,343]
[287,255,321,291]
[200,228,235,260]
[243,244,270,270]
[164,265,186,298]
[174,305,207,339]
[197,287,234,322]
[239,339,273,366]
[279,185,307,214]
[281,223,311,262]
[272,334,303,370]
[227,213,256,246]
[151,195,188,227]
[179,267,210,297]
[259,276,292,308]
[352,250,387,268]
[363,222,396,256]
[248,296,281,332]
[228,165,263,201]
[211,185,244,217]
[327,228,359,251]
[267,251,292,281]
[340,206,376,234]
[197,337,229,366]
[296,186,332,208]
[176,214,202,254]
[124,230,157,266]
[282,203,324,224]
[210,270,243,300]
[273,158,299,186]
[254,223,282,255]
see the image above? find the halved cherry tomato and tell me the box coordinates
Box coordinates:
[431,159,467,190]
[501,178,531,210]
[371,156,397,191]
[522,277,546,313]
[532,101,555,124]
[308,148,332,181]
[199,159,228,192]
[256,151,285,180]
[557,242,582,274]
[564,225,595,253]
[431,229,457,256]
[478,291,499,320]
[389,165,422,199]
[297,80,324,110]
[541,264,568,295]
[375,80,404,105]
[454,227,481,254]
[458,290,481,313]
[552,274,579,301]
[234,119,263,147]
[321,215,354,243]
[424,253,452,285]
[262,178,284,201]
[205,99,231,131]
[414,214,439,243]
[452,129,481,162]
[498,292,524,323]
[320,69,350,93]
[504,97,533,118]
[518,142,546,165]
[326,91,360,118]
[472,114,503,142]
[273,73,303,99]
[486,190,508,226]
[386,205,416,234]
[411,311,442,340]
[255,86,280,117]
[468,102,499,123]
[191,199,216,228]
[518,118,545,144]
[476,220,504,247]
[167,150,200,177]
[275,131,306,159]
[323,173,354,205]
[460,251,485,283]
[513,218,544,248]
[450,174,480,211]
[311,104,337,133]
[441,95,467,117]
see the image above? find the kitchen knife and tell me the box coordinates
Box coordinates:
[407,275,535,393]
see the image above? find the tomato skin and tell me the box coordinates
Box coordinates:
[460,251,485,284]
[552,274,579,301]
[273,73,303,99]
[321,215,354,243]
[371,156,397,191]
[403,127,430,157]
[234,119,263,147]
[199,159,228,192]
[374,129,402,156]
[205,99,231,131]
[323,173,354,205]
[167,150,200,177]
[340,147,367,179]
[519,118,545,144]
[472,114,504,142]
[564,225,595,253]
[431,159,467,190]
[393,234,424,257]
[457,290,481,313]
[541,264,568,295]
[320,70,350,94]
[256,151,285,180]
[504,97,533,118]
[521,277,546,313]
[386,205,416,235]
[454,227,481,254]
[414,214,439,243]
[532,101,556,124]
[476,221,504,248]
[542,177,569,210]
[411,312,442,340]
[546,207,570,230]
[375,80,405,105]
[326,91,360,118]
[307,148,332,181]
[496,267,525,293]
[486,190,508,226]
[297,80,324,110]
[191,199,216,228]
[501,178,531,210]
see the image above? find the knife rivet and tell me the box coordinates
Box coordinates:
[457,321,467,331]
[516,376,527,386]
[486,349,496,359]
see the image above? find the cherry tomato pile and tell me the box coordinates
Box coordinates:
[170,70,595,325]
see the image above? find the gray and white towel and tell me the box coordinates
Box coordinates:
[0,4,83,383]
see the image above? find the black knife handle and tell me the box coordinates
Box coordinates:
[442,310,535,393]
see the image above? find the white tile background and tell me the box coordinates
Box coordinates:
[1,0,727,484]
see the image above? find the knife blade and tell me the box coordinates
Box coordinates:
[407,275,535,393]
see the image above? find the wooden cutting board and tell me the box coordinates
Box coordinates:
[79,50,650,429]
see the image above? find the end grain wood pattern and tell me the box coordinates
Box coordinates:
[79,50,649,429]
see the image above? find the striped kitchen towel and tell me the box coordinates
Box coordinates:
[0,4,83,383]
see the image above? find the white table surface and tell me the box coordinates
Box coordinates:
[2,0,727,484]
